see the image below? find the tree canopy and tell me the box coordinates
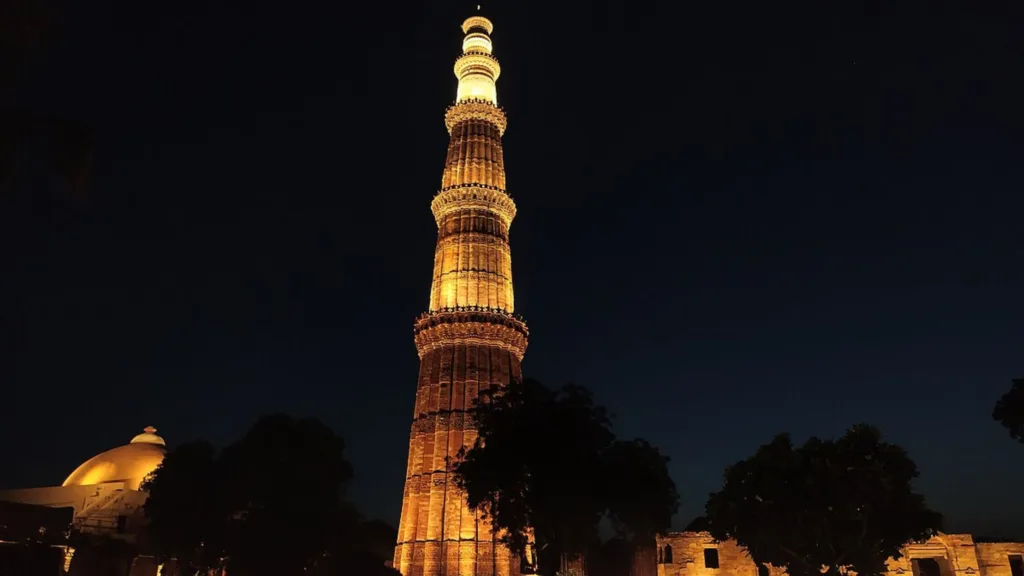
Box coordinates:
[452,378,679,575]
[701,424,942,576]
[142,413,396,576]
[140,440,221,573]
[993,377,1024,444]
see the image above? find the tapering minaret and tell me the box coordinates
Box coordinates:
[394,12,529,576]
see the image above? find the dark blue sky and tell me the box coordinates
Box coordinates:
[3,0,1022,537]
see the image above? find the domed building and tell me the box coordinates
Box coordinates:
[62,427,167,492]
[0,427,166,539]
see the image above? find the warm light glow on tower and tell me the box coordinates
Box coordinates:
[394,13,529,576]
[455,17,500,104]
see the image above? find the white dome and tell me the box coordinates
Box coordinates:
[62,427,167,491]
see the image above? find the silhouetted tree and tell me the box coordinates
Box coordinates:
[452,378,680,576]
[993,377,1024,444]
[604,439,679,542]
[587,537,634,576]
[702,425,942,576]
[350,519,400,565]
[219,414,354,576]
[142,441,221,574]
[1,0,55,82]
[684,516,709,532]
[144,414,364,576]
[1,0,96,204]
[316,518,402,576]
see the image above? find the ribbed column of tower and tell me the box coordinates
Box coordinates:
[395,14,529,576]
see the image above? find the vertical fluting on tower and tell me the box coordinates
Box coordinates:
[394,14,529,576]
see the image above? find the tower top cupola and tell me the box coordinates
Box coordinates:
[455,14,500,104]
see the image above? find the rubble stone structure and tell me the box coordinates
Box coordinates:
[393,12,528,576]
[649,533,1024,576]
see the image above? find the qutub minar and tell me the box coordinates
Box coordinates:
[0,14,1022,576]
[393,11,530,576]
[388,9,1024,576]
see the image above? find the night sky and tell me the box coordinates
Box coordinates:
[3,0,1023,537]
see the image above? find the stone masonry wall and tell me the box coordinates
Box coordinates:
[648,533,1024,576]
[975,543,1024,576]
[654,533,764,576]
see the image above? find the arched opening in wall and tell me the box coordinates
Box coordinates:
[663,545,673,564]
[758,564,770,576]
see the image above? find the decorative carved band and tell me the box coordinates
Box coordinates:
[414,309,528,359]
[445,100,508,135]
[435,231,511,252]
[420,306,526,323]
[435,268,511,285]
[431,185,517,228]
[454,52,501,81]
[462,16,494,34]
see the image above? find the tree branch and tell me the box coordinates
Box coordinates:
[779,545,815,571]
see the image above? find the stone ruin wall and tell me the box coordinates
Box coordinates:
[976,543,1024,576]
[649,533,1024,576]
[653,533,764,576]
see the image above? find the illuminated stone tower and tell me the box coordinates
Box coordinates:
[394,12,528,576]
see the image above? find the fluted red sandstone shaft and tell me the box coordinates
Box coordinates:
[441,120,507,190]
[394,14,528,576]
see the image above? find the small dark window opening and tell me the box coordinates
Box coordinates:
[914,558,941,576]
[704,549,719,569]
[758,565,770,576]
[1009,555,1024,576]
[116,515,128,533]
[663,545,673,564]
